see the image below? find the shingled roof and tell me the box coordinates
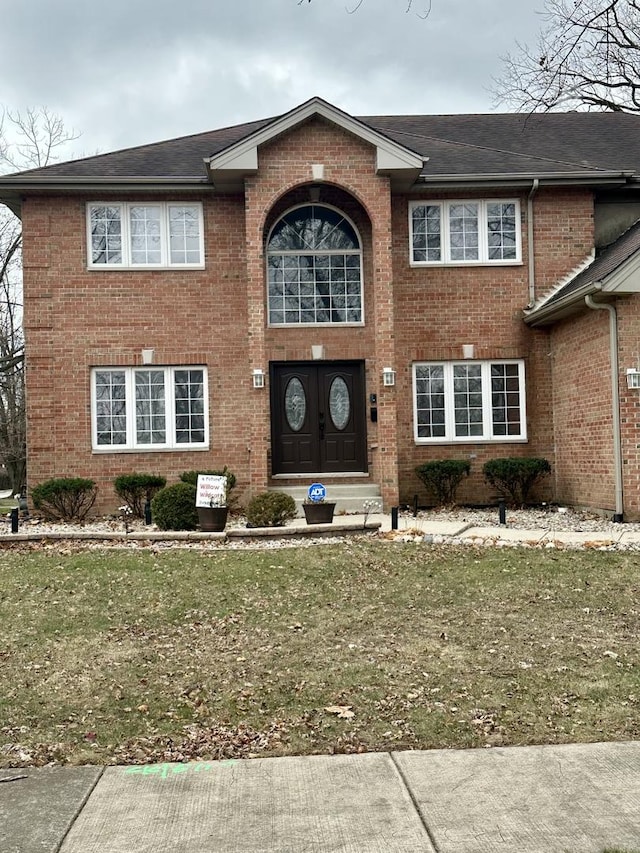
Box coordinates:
[526,218,640,326]
[3,106,640,183]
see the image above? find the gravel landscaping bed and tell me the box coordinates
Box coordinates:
[1,504,638,552]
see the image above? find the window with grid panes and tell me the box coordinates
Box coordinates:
[267,204,363,325]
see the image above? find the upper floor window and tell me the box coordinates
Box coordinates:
[409,200,521,266]
[267,204,363,325]
[87,202,204,269]
[91,366,208,451]
[413,360,526,443]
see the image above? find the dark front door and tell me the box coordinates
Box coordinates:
[271,361,367,475]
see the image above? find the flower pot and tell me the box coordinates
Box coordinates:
[197,506,228,532]
[303,502,336,524]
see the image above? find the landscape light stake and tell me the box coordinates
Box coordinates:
[10,507,19,534]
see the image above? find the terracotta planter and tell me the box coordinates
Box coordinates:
[197,506,228,532]
[303,502,336,524]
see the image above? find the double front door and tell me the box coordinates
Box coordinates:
[270,361,367,475]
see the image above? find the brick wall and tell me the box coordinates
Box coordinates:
[391,187,593,506]
[22,192,255,512]
[550,308,616,514]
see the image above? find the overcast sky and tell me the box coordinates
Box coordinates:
[2,0,543,160]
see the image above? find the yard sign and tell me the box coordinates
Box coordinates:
[196,475,227,508]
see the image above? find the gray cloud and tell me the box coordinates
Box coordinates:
[1,0,542,156]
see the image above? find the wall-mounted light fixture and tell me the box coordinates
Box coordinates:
[252,368,265,389]
[626,368,640,389]
[382,367,396,387]
[141,348,155,365]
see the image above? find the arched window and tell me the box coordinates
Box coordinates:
[267,204,363,325]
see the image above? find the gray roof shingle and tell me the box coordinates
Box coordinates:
[5,110,640,182]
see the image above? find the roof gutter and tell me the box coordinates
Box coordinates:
[0,177,212,217]
[414,170,634,191]
[584,294,624,521]
[524,278,602,327]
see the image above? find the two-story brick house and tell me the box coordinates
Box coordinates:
[2,97,640,517]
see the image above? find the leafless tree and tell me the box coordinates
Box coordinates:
[0,107,78,492]
[495,0,640,113]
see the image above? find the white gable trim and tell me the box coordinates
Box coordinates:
[204,96,424,185]
[602,250,640,293]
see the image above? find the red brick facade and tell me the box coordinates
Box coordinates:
[16,112,640,518]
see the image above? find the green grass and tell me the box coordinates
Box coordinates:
[1,541,640,766]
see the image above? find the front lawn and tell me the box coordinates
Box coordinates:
[1,541,639,766]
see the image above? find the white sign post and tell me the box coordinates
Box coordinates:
[196,474,227,508]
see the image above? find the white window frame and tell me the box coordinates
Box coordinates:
[87,202,205,269]
[91,366,209,451]
[408,199,521,266]
[266,203,365,327]
[413,360,527,444]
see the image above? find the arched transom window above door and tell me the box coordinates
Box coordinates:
[267,204,363,325]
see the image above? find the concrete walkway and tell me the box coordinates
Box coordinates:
[3,741,640,852]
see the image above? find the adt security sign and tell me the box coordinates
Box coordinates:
[307,482,326,503]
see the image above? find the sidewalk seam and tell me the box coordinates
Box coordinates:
[54,766,105,853]
[388,751,441,852]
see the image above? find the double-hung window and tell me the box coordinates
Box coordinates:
[87,202,204,268]
[92,366,208,450]
[413,360,526,442]
[409,200,520,265]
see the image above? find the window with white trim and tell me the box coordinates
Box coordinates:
[413,360,526,442]
[267,204,363,325]
[87,203,204,268]
[92,367,208,450]
[409,200,520,265]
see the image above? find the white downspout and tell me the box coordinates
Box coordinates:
[584,295,624,521]
[526,179,539,309]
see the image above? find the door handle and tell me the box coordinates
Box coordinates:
[319,412,325,439]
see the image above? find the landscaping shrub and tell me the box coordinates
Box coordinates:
[31,477,97,522]
[151,482,198,531]
[114,473,166,518]
[415,459,471,506]
[180,467,238,509]
[246,491,297,527]
[483,457,551,506]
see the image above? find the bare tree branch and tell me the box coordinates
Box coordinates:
[494,0,640,113]
[298,0,433,17]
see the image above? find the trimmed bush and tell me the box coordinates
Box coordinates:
[246,491,297,527]
[114,473,166,518]
[151,482,198,531]
[415,459,471,506]
[31,477,97,522]
[180,467,238,509]
[483,457,551,506]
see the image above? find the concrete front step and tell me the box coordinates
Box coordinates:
[269,483,382,516]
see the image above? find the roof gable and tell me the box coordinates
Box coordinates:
[204,97,425,192]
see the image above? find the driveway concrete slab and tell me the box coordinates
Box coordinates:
[59,753,434,853]
[0,766,103,853]
[394,741,640,852]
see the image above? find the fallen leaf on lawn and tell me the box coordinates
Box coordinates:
[324,705,355,719]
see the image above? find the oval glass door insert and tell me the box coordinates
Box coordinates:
[285,377,306,431]
[329,376,350,430]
